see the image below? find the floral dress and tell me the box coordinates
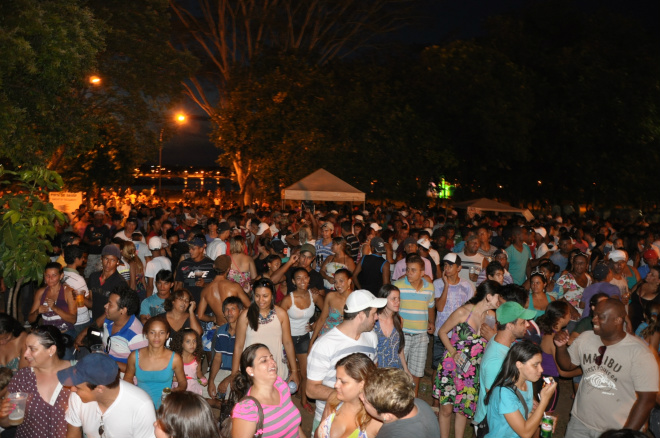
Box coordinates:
[554,272,592,316]
[433,310,487,418]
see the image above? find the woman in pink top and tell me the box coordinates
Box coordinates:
[231,343,302,438]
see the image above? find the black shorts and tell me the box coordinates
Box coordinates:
[292,334,311,355]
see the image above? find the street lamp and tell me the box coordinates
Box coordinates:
[158,113,188,195]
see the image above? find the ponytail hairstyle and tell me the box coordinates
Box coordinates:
[640,302,660,341]
[31,326,66,359]
[247,279,275,331]
[377,284,404,353]
[467,280,500,306]
[536,300,570,334]
[229,343,269,404]
[485,340,541,406]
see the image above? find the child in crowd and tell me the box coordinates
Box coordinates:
[171,328,207,395]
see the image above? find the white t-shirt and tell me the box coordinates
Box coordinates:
[206,238,227,260]
[456,251,484,285]
[144,256,172,295]
[307,326,378,422]
[568,331,659,432]
[65,380,156,438]
[62,268,91,325]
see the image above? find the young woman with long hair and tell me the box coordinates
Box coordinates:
[230,344,303,438]
[279,267,325,413]
[232,279,300,389]
[374,285,412,377]
[434,280,501,438]
[155,391,219,438]
[484,340,556,438]
[316,353,381,438]
[124,316,187,409]
[536,301,581,411]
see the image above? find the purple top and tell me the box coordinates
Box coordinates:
[580,282,620,317]
[540,350,559,377]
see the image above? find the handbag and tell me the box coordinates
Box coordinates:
[219,395,264,438]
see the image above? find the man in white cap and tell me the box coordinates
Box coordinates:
[608,249,630,297]
[307,289,385,435]
[144,236,172,296]
[533,226,552,260]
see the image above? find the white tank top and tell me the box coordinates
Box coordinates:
[287,291,315,336]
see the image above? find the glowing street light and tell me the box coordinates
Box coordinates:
[89,75,101,85]
[159,112,188,194]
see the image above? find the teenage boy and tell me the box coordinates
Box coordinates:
[393,254,435,396]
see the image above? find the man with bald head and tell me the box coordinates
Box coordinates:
[554,298,658,437]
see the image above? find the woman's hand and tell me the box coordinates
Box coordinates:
[539,380,557,405]
[188,301,197,314]
[0,398,14,419]
[288,369,301,388]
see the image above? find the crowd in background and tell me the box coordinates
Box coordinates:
[0,195,659,438]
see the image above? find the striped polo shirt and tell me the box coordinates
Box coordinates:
[232,377,302,437]
[393,277,435,334]
[103,315,148,363]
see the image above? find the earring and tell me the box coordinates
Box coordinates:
[250,374,254,377]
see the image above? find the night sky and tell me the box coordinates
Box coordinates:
[162,0,658,167]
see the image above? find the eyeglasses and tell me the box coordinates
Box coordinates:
[594,345,607,366]
[98,415,104,437]
[105,336,112,354]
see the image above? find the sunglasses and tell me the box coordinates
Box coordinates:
[594,345,607,366]
[99,415,105,437]
[105,336,113,354]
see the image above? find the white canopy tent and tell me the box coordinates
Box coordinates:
[452,198,534,221]
[281,169,365,207]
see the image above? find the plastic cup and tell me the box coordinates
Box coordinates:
[74,290,86,307]
[7,392,28,426]
[90,344,105,354]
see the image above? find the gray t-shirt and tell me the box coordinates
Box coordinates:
[568,331,659,431]
[376,399,440,438]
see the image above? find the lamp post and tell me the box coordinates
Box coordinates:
[158,113,187,195]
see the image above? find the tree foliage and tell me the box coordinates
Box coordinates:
[171,0,414,203]
[0,0,103,164]
[0,167,66,316]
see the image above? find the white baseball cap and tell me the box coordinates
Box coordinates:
[344,290,387,313]
[148,236,162,250]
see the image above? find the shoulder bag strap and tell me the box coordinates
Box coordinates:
[513,387,529,419]
[240,395,264,438]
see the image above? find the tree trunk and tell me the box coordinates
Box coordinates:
[7,277,23,320]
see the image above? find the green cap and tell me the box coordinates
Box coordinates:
[496,302,537,325]
[300,243,316,257]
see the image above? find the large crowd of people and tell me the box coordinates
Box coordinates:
[1,196,660,438]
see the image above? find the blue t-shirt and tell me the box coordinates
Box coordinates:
[140,294,166,318]
[214,323,235,370]
[474,339,510,423]
[485,383,533,438]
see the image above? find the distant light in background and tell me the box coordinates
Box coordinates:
[89,75,101,85]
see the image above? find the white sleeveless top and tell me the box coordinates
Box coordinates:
[287,291,315,337]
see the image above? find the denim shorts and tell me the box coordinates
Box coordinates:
[292,333,311,355]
